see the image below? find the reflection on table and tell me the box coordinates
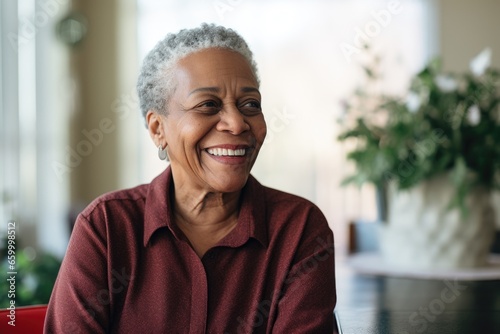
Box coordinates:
[334,262,500,334]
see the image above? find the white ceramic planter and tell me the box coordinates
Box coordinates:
[380,175,496,269]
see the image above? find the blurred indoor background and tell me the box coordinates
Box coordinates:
[1,0,500,305]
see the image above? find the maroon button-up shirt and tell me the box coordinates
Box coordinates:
[45,167,336,333]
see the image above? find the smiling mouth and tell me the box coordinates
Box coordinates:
[206,147,246,157]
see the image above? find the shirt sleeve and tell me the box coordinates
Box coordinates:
[272,206,337,333]
[44,212,110,333]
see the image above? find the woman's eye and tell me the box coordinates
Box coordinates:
[195,101,220,113]
[240,100,262,114]
[202,101,218,107]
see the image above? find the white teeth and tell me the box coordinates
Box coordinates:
[207,148,246,156]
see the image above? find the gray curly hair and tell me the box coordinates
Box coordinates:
[137,23,259,125]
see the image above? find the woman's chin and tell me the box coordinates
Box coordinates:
[209,176,249,194]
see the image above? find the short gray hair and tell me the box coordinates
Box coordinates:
[137,23,259,124]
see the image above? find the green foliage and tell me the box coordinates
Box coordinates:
[338,50,500,212]
[0,245,61,308]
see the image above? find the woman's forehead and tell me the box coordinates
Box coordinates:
[172,48,258,92]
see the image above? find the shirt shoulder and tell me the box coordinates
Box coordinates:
[262,185,312,204]
[250,178,333,269]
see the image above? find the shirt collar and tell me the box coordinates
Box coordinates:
[143,166,268,248]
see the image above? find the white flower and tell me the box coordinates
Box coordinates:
[434,75,458,92]
[466,105,481,125]
[470,48,492,77]
[406,92,421,113]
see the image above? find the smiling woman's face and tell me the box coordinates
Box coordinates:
[158,48,267,193]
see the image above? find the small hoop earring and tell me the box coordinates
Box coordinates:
[158,144,169,161]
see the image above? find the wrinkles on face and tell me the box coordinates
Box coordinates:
[163,48,267,199]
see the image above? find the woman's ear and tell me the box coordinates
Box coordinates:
[146,110,166,147]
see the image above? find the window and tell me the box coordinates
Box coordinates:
[136,0,437,253]
[0,0,71,257]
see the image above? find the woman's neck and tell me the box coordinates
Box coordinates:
[171,180,241,258]
[174,188,240,225]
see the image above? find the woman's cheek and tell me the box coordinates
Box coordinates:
[252,115,267,143]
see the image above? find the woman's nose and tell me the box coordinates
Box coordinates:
[216,105,250,135]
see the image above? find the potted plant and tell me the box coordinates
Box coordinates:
[338,49,500,268]
[0,237,61,307]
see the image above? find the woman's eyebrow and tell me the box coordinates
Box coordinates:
[188,86,260,96]
[188,87,219,96]
[241,87,260,95]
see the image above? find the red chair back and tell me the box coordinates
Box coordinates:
[0,305,47,334]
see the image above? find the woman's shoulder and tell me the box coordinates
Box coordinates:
[262,185,312,204]
[250,178,333,259]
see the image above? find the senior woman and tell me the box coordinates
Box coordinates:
[45,23,336,333]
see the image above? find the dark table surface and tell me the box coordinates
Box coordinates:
[333,262,500,334]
